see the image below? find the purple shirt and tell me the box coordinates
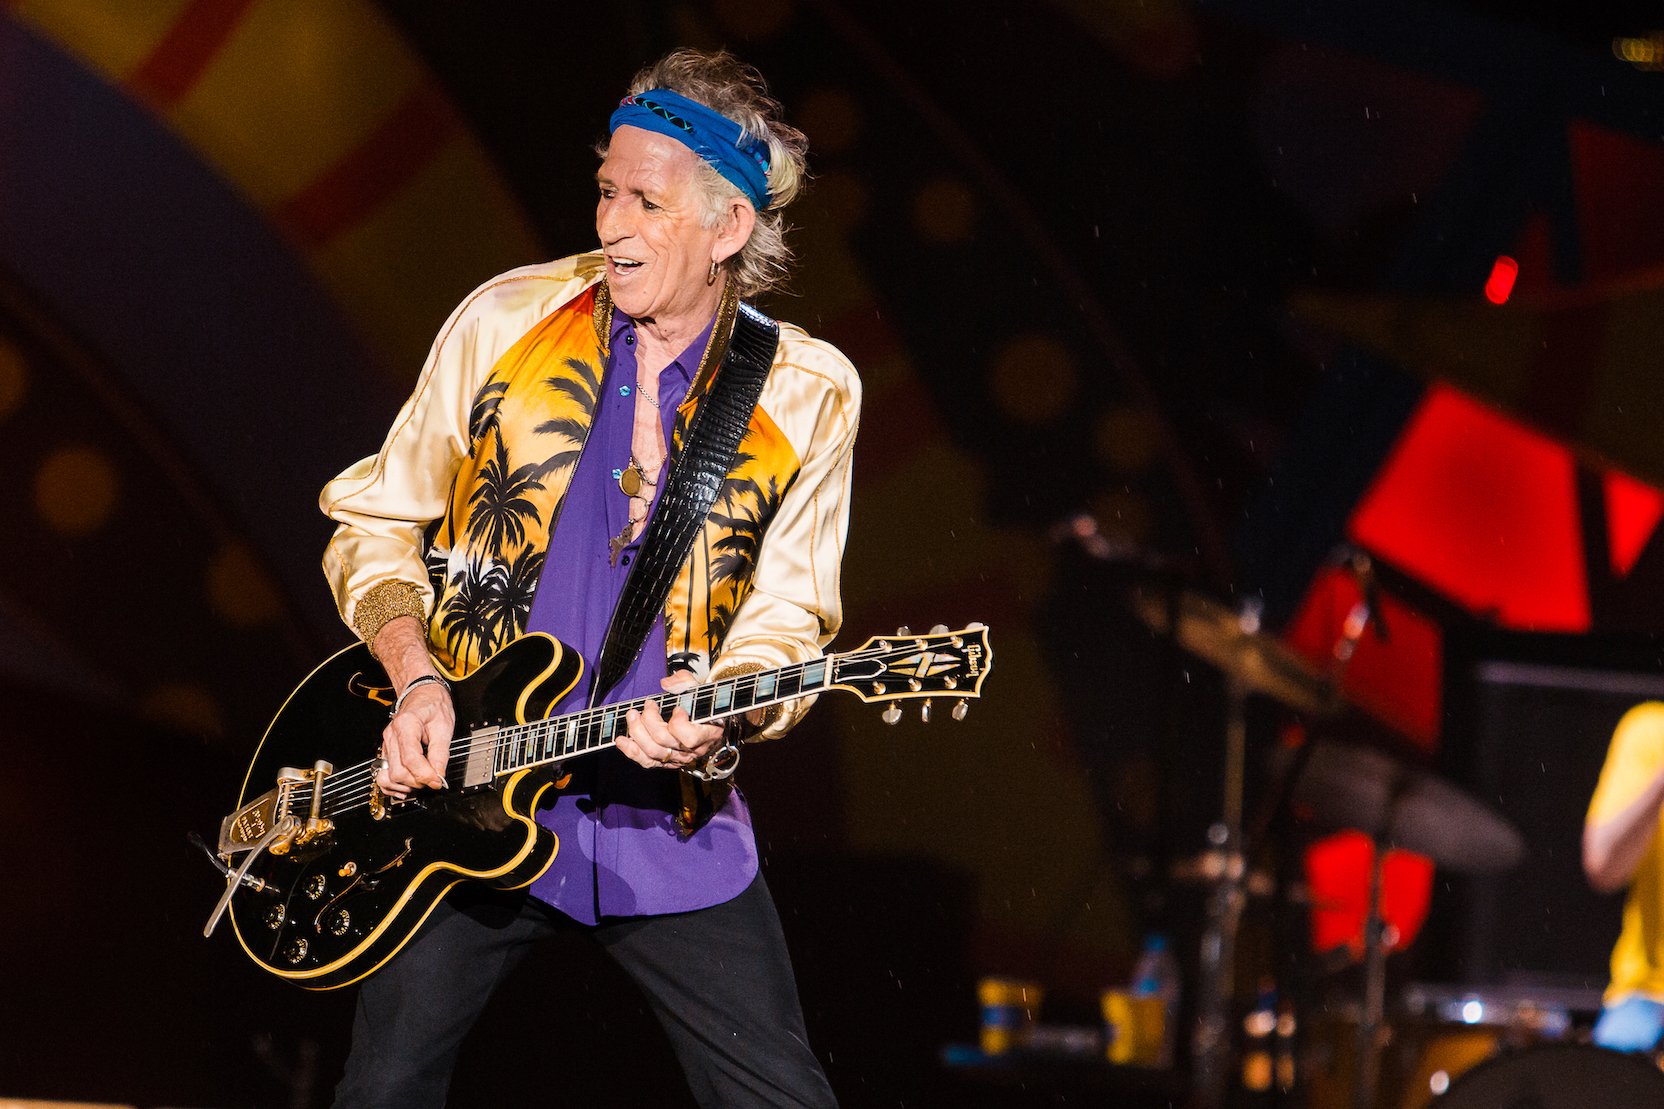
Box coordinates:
[524,310,758,923]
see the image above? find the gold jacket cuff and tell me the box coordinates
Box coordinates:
[353,580,429,657]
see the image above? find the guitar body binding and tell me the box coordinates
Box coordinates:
[225,633,580,990]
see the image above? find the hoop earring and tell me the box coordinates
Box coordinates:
[706,259,720,286]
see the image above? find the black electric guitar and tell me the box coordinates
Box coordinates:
[208,624,991,989]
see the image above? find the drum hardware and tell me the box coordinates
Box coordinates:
[1168,847,1290,900]
[1431,1043,1664,1107]
[1292,743,1526,1109]
[1127,551,1529,1109]
[1134,585,1348,1108]
[1385,983,1600,1108]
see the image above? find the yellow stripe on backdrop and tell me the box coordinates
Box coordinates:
[11,0,543,380]
[164,0,427,206]
[8,0,191,77]
[314,138,545,378]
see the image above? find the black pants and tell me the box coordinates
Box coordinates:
[331,873,836,1108]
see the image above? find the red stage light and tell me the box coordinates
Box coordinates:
[1483,255,1518,304]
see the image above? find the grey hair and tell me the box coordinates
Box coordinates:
[600,49,808,298]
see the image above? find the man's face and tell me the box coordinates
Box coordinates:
[596,125,723,327]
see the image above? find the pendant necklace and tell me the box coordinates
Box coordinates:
[608,373,664,565]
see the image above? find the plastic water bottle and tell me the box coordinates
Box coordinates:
[1130,932,1181,1067]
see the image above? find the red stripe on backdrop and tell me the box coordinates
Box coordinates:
[127,0,258,109]
[274,79,459,249]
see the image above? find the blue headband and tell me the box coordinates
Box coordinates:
[610,88,772,209]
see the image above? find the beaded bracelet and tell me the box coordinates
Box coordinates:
[392,673,450,717]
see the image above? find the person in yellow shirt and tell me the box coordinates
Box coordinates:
[1584,701,1664,1051]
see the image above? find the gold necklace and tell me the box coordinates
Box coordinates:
[617,453,661,498]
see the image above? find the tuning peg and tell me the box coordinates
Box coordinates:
[896,625,911,636]
[952,699,969,721]
[929,623,948,634]
[881,704,902,725]
[920,700,933,723]
[967,621,986,631]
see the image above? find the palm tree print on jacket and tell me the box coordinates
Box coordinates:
[422,281,806,678]
[533,356,602,479]
[665,417,799,660]
[425,288,606,673]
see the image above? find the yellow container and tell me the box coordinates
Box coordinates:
[1101,989,1166,1065]
[978,977,1043,1055]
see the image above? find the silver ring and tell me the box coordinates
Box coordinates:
[371,756,388,777]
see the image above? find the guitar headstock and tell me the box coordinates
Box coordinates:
[830,623,992,724]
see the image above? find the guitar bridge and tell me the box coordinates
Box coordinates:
[218,760,335,857]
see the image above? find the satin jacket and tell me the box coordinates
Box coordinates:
[320,253,860,739]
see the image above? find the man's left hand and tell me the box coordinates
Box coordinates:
[618,673,725,771]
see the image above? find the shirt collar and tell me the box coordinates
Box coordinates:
[611,312,717,388]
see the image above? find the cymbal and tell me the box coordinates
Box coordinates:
[1133,589,1336,714]
[1292,741,1525,874]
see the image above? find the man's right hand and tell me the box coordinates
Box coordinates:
[372,614,455,796]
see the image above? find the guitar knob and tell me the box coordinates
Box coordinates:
[920,700,933,724]
[881,704,902,725]
[953,699,969,721]
[930,624,948,634]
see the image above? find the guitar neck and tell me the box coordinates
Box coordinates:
[479,655,833,778]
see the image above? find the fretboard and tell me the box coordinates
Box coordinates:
[479,655,834,777]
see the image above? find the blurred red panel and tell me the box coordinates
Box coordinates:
[1283,565,1442,750]
[1604,469,1664,578]
[1305,830,1433,956]
[1349,385,1590,632]
[1570,122,1664,281]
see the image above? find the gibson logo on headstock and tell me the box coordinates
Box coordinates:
[964,645,984,676]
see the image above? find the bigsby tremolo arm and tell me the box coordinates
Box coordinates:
[201,816,294,938]
[203,760,335,938]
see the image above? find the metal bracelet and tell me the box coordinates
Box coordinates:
[392,673,449,717]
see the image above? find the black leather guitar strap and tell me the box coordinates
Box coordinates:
[590,300,779,704]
